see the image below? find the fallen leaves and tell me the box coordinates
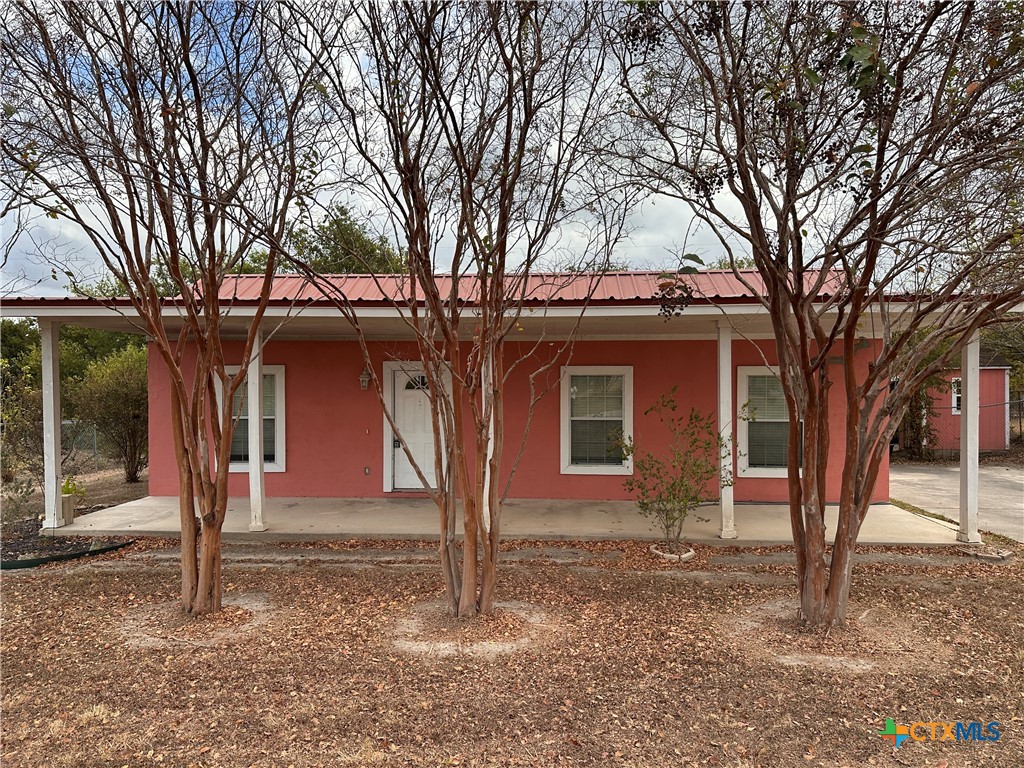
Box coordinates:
[1,545,1022,767]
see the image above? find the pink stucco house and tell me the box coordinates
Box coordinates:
[924,347,1012,454]
[4,270,909,541]
[142,272,891,523]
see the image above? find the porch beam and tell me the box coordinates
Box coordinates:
[958,330,980,544]
[248,327,267,532]
[40,320,63,529]
[717,320,737,539]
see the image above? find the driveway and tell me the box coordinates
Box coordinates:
[890,463,1024,541]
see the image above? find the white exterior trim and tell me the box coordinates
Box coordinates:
[951,377,962,415]
[560,365,634,476]
[958,333,981,543]
[1006,369,1012,449]
[717,322,737,538]
[217,365,287,474]
[1,303,838,320]
[247,330,267,531]
[736,365,793,479]
[40,321,63,529]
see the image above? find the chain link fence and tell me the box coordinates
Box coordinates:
[61,419,102,472]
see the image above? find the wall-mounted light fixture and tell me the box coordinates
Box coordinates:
[359,367,372,391]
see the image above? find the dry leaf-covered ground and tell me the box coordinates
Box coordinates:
[1,467,148,561]
[1,540,1022,768]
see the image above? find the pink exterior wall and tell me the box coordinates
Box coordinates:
[148,337,890,503]
[927,369,1010,452]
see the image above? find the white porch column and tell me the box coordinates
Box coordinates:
[40,320,63,529]
[958,330,981,543]
[717,320,737,538]
[247,327,267,532]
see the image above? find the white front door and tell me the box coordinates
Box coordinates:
[392,369,436,489]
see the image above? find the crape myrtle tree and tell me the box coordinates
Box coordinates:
[1,1,328,613]
[294,2,633,617]
[611,1,1024,626]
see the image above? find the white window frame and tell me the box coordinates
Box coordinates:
[216,365,286,473]
[951,377,962,415]
[737,365,798,479]
[560,365,633,476]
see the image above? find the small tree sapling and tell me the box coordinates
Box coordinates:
[622,387,733,551]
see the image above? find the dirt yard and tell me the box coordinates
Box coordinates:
[1,541,1022,767]
[0,467,148,561]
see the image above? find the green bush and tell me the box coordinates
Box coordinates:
[622,388,733,548]
[74,347,148,482]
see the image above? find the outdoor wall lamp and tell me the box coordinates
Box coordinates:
[359,367,372,391]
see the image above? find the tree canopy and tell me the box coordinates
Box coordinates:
[243,205,404,275]
[613,0,1024,626]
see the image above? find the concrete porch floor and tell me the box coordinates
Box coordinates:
[48,496,961,546]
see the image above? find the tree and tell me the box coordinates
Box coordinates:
[75,346,148,483]
[622,388,729,549]
[1,319,139,483]
[242,204,405,275]
[705,256,755,271]
[982,320,1024,394]
[2,1,327,613]
[1,320,142,390]
[613,2,1024,626]
[1,357,45,486]
[296,2,633,616]
[0,320,39,376]
[893,334,953,460]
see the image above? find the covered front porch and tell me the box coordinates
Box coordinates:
[3,277,987,548]
[48,496,961,545]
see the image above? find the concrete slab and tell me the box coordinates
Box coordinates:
[49,495,960,546]
[890,463,1024,542]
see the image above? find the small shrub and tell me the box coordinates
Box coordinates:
[622,387,733,548]
[61,475,86,498]
[0,477,36,524]
[74,347,148,482]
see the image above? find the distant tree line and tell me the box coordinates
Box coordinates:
[1,320,147,486]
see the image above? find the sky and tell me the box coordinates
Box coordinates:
[0,194,736,298]
[0,1,757,298]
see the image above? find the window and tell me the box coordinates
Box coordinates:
[405,375,429,391]
[737,366,800,477]
[560,366,633,475]
[951,378,962,415]
[222,366,286,473]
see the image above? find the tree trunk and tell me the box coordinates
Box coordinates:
[437,492,461,615]
[170,387,198,610]
[825,534,856,627]
[478,343,503,616]
[479,556,497,615]
[797,472,829,625]
[798,523,828,625]
[478,506,500,615]
[459,498,479,618]
[192,522,223,615]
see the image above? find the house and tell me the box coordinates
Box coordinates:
[924,345,1012,454]
[1,270,987,543]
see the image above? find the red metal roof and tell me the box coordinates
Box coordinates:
[1,271,838,308]
[212,270,789,305]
